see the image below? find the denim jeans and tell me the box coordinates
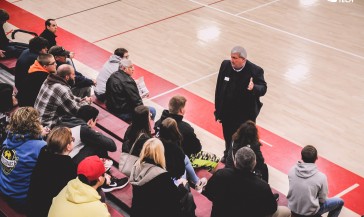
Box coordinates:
[183,155,199,184]
[317,197,344,217]
[115,106,156,123]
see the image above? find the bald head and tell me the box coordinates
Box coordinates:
[57,64,74,78]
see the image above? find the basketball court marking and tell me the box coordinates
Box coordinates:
[234,0,281,15]
[188,0,364,60]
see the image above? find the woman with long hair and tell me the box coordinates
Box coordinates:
[130,138,189,217]
[0,107,46,212]
[122,105,152,155]
[225,120,269,182]
[159,118,207,193]
[27,127,77,217]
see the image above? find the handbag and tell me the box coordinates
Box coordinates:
[119,133,143,177]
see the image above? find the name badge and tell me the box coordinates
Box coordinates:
[224,77,230,81]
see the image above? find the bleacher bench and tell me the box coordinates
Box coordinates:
[0,58,16,74]
[0,194,25,217]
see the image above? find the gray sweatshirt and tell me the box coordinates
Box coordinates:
[95,54,122,94]
[287,161,328,215]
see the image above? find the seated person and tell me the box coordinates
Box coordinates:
[204,147,291,217]
[287,145,344,217]
[39,19,58,49]
[0,83,17,145]
[57,105,116,165]
[15,36,48,103]
[27,127,77,217]
[105,59,155,123]
[34,64,91,128]
[48,45,95,98]
[94,48,129,102]
[0,9,28,58]
[19,53,57,106]
[57,105,127,193]
[129,138,191,217]
[0,107,46,213]
[122,105,152,154]
[48,156,111,217]
[225,120,269,182]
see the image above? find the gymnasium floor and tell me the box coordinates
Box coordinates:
[2,0,363,216]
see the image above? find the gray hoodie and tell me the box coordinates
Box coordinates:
[129,162,166,187]
[95,54,122,95]
[287,161,328,215]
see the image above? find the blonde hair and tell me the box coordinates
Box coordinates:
[7,107,42,138]
[136,138,166,169]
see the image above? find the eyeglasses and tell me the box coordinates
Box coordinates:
[46,61,57,66]
[71,137,75,142]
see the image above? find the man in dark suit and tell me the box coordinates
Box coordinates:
[214,46,267,162]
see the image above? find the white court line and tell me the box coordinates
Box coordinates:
[188,0,364,60]
[260,139,273,147]
[334,183,360,198]
[146,71,218,101]
[235,0,280,15]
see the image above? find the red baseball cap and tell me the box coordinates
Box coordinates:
[77,156,105,182]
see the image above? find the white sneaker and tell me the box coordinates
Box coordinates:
[195,177,207,193]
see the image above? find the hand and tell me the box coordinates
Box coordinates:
[176,178,188,186]
[247,77,254,91]
[69,52,75,59]
[82,96,92,104]
[41,126,50,136]
[0,50,5,58]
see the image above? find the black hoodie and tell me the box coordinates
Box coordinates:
[57,116,116,164]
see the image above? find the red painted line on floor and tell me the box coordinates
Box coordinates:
[4,1,363,214]
[92,0,224,43]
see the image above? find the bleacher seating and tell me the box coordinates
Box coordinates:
[0,194,26,217]
[0,58,16,74]
[91,99,213,217]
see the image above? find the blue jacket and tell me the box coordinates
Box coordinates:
[0,133,46,200]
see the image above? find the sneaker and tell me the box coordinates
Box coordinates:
[195,177,207,193]
[273,193,279,201]
[102,177,129,192]
[101,158,113,172]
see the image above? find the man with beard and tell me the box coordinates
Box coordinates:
[34,64,91,128]
[49,45,96,98]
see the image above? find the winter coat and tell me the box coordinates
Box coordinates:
[39,29,56,49]
[105,70,142,115]
[155,110,202,157]
[204,168,277,217]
